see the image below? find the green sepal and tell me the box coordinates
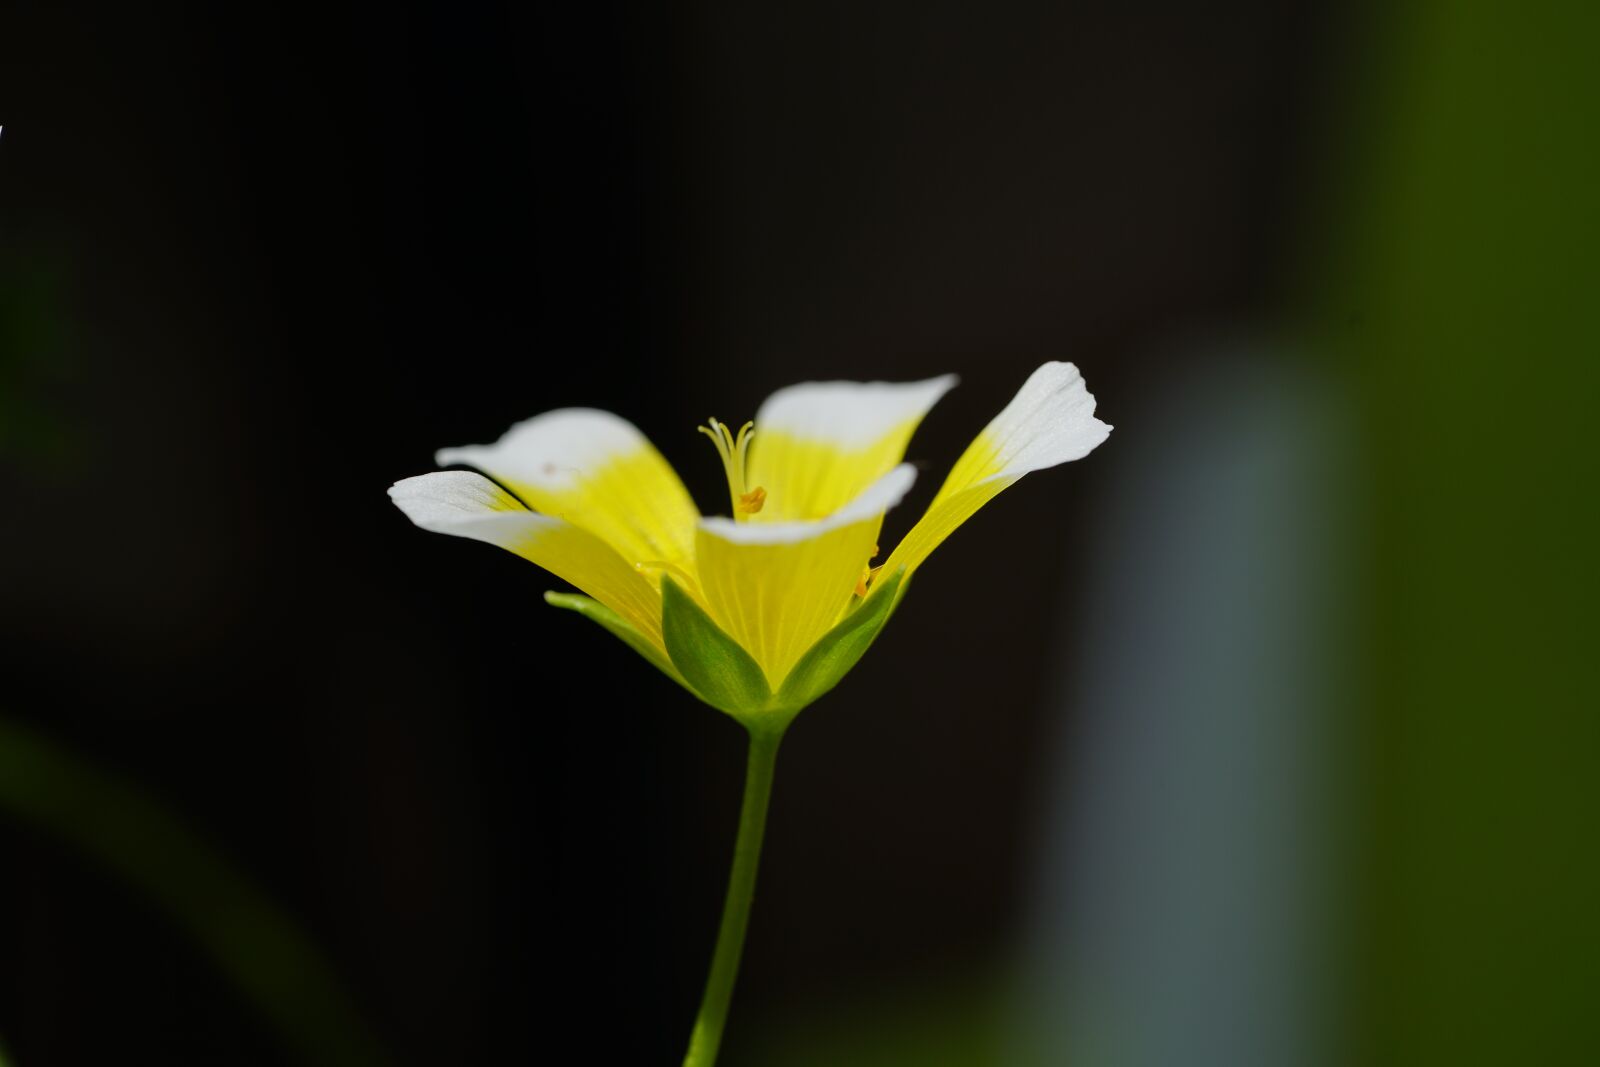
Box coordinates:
[777,568,907,711]
[661,577,773,718]
[543,591,698,696]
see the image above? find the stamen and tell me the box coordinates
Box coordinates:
[854,544,882,597]
[700,417,764,519]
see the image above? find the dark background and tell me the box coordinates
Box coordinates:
[3,1,1597,1065]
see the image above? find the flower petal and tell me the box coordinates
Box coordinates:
[695,465,917,688]
[435,409,699,576]
[745,375,956,522]
[881,362,1110,577]
[776,565,907,712]
[390,471,665,647]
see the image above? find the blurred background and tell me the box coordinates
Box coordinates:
[2,0,1596,1064]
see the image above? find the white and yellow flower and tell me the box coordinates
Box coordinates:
[389,362,1110,721]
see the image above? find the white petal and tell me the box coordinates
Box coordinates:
[966,361,1110,485]
[433,408,699,574]
[744,375,953,523]
[389,471,665,645]
[881,362,1110,579]
[754,375,958,448]
[435,408,654,493]
[388,470,543,534]
[700,464,916,545]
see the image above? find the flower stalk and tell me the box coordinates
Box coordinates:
[681,723,785,1067]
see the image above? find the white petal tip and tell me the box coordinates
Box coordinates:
[388,470,525,530]
[755,374,959,446]
[982,362,1111,479]
[432,408,650,488]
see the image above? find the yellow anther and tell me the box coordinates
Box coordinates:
[854,545,882,597]
[699,416,760,519]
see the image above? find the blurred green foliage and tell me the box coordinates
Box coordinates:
[1321,0,1600,1063]
[0,719,388,1067]
[743,973,1010,1067]
[0,252,82,472]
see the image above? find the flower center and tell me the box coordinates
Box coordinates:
[698,417,766,519]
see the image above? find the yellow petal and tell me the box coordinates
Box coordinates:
[745,375,955,522]
[389,471,665,648]
[435,409,699,577]
[695,465,916,688]
[881,362,1110,578]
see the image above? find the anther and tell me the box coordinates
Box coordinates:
[854,545,882,597]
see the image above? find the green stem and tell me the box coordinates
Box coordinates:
[681,724,785,1067]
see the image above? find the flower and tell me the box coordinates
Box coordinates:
[389,362,1110,722]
